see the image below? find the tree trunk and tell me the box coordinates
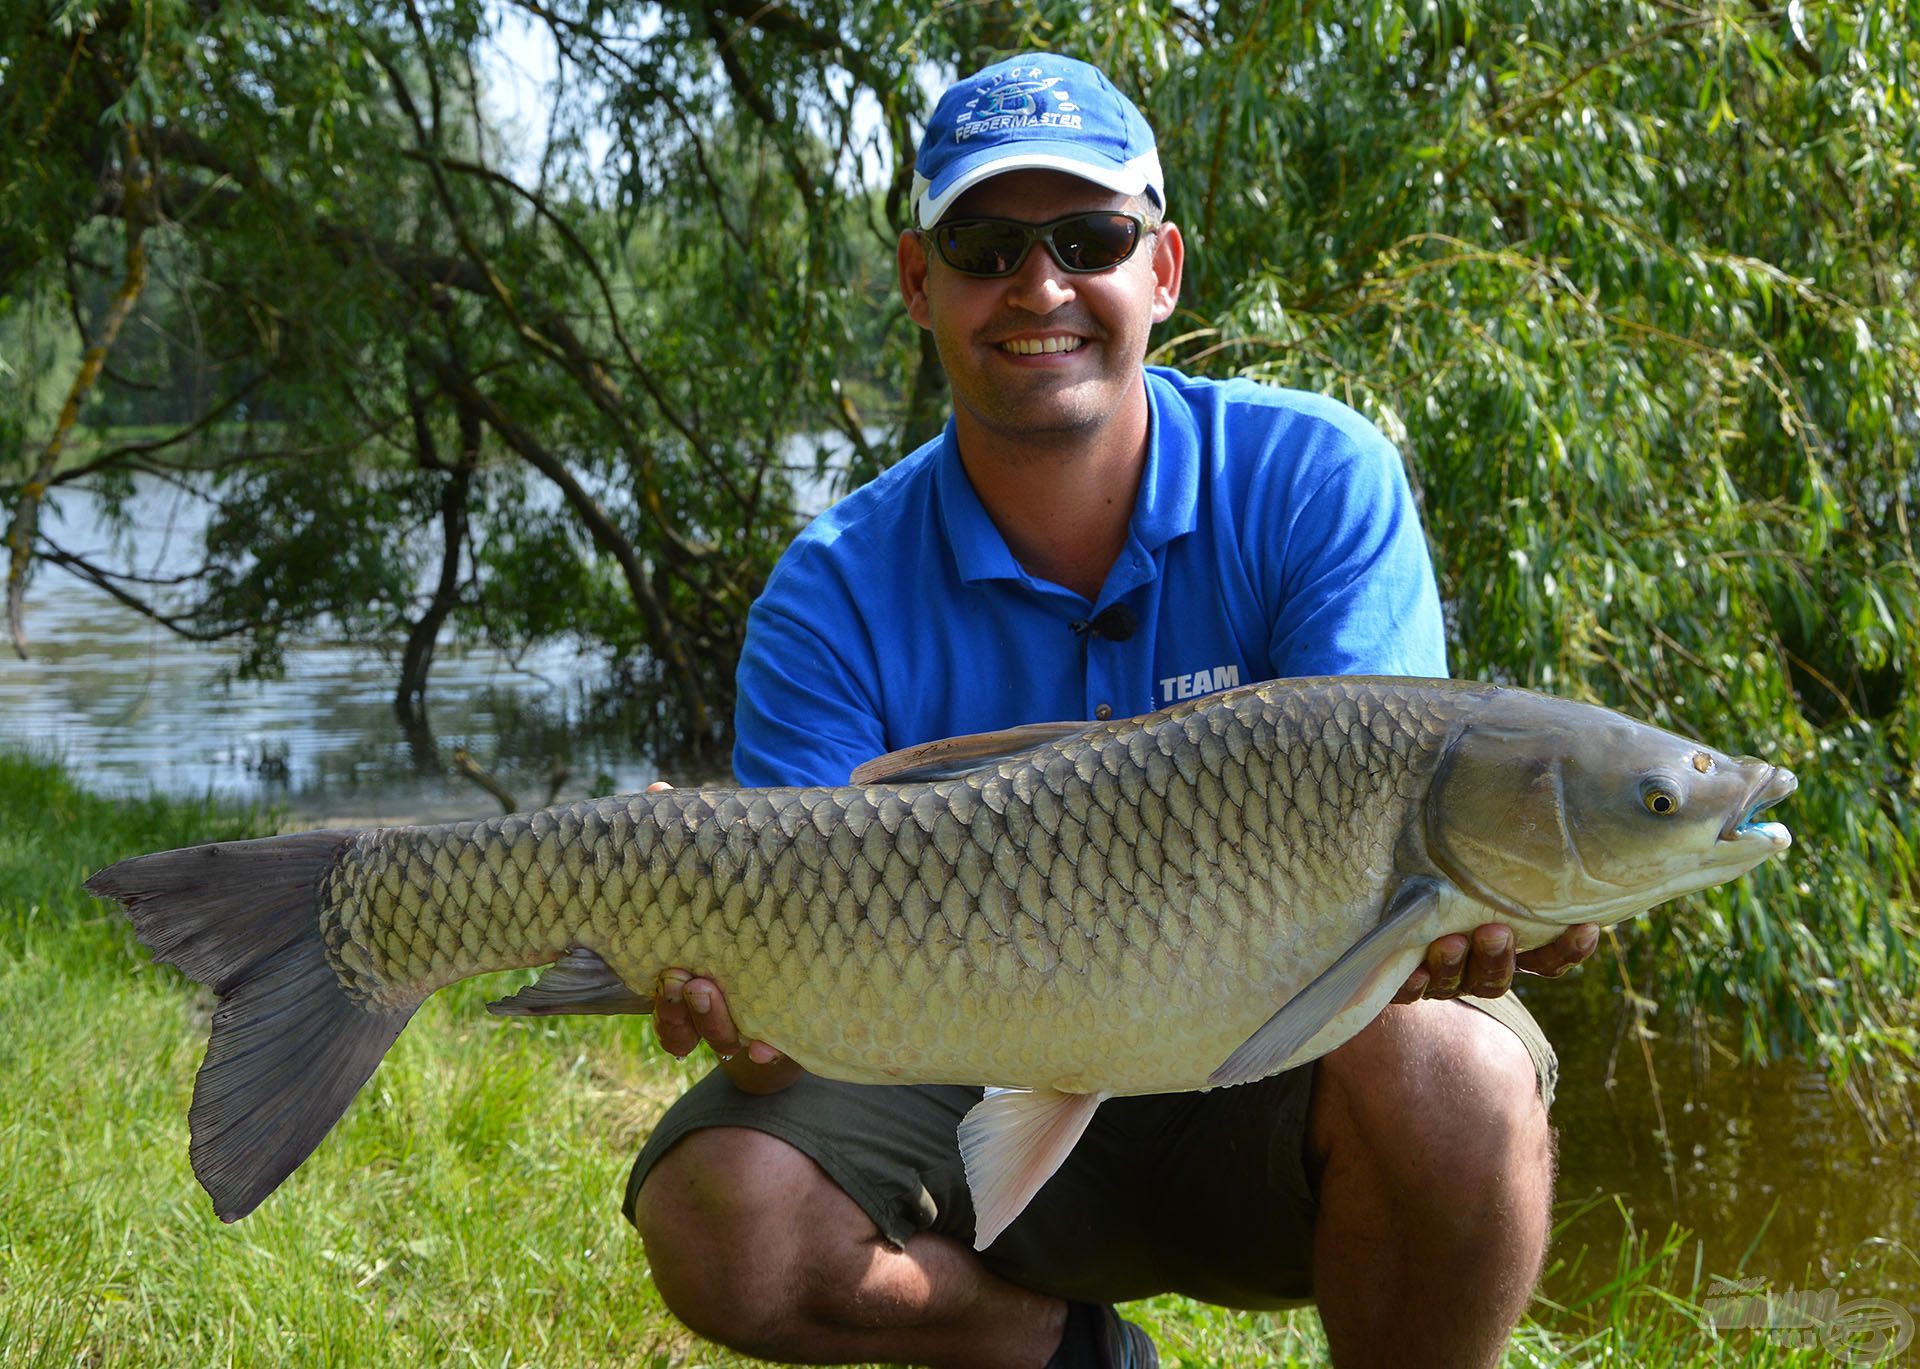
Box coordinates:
[395,395,478,727]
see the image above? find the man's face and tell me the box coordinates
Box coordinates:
[898,170,1183,452]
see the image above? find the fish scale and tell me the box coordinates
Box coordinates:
[89,675,1796,1228]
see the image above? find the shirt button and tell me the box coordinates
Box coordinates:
[1094,704,1112,720]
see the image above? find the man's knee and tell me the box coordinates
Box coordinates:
[1308,1003,1557,1355]
[1312,999,1552,1190]
[632,1127,829,1349]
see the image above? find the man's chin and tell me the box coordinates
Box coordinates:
[964,374,1117,430]
[967,398,1110,445]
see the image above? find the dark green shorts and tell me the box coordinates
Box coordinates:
[625,993,1555,1309]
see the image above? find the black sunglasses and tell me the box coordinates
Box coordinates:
[925,211,1150,278]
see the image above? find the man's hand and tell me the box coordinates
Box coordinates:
[645,780,804,1095]
[1392,923,1600,1004]
[654,970,804,1094]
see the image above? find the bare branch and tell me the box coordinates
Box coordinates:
[36,546,243,642]
[427,356,712,737]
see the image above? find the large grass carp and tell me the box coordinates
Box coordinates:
[88,676,1795,1246]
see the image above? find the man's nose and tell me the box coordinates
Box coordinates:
[1002,243,1075,313]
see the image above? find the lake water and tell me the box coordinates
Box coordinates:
[2,475,737,820]
[1528,984,1919,1322]
[5,475,1915,1333]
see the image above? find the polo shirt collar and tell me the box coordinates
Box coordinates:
[935,368,1201,589]
[1132,368,1200,552]
[934,420,1026,586]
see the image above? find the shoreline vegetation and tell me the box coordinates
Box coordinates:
[1,750,1907,1366]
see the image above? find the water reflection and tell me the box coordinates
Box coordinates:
[1527,980,1920,1311]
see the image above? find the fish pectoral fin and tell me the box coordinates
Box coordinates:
[850,722,1096,785]
[959,1087,1109,1252]
[487,947,654,1016]
[1208,878,1443,1089]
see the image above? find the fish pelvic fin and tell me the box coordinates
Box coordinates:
[86,833,417,1222]
[1208,878,1443,1089]
[959,1087,1108,1251]
[488,947,653,1016]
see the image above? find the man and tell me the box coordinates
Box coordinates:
[629,54,1597,1368]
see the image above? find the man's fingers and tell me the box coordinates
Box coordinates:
[1515,923,1600,979]
[1391,965,1431,1005]
[682,976,744,1056]
[1421,933,1470,1000]
[653,968,698,1057]
[653,965,787,1070]
[679,977,783,1065]
[1398,923,1599,1007]
[1461,924,1516,998]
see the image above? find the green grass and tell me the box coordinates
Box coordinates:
[0,753,706,1366]
[0,752,1901,1366]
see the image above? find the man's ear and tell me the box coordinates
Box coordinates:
[898,229,933,328]
[1150,221,1185,324]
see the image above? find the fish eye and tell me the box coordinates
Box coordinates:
[1641,782,1681,816]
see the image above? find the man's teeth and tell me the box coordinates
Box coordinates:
[1001,336,1083,355]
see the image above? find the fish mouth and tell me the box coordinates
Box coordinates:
[1719,764,1798,844]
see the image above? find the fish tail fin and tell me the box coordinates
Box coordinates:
[86,833,418,1222]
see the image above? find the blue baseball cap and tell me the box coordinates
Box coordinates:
[911,54,1165,228]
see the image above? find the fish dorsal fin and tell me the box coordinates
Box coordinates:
[959,1087,1109,1251]
[851,721,1095,785]
[1208,879,1444,1088]
[487,947,654,1016]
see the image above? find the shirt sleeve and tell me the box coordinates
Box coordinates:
[731,583,890,789]
[1263,424,1449,679]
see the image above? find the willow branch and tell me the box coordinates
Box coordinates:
[36,546,245,642]
[374,44,719,578]
[402,148,745,509]
[451,748,519,814]
[700,6,818,207]
[48,375,270,484]
[8,125,152,658]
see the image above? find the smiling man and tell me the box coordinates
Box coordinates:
[627,54,1596,1369]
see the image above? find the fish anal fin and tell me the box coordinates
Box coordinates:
[958,1087,1108,1251]
[1208,879,1444,1089]
[487,947,653,1016]
[851,722,1095,785]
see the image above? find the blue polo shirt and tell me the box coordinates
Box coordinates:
[733,367,1447,788]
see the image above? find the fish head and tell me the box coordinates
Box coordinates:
[1425,693,1797,926]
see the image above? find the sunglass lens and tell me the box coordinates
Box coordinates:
[939,222,1031,276]
[1054,214,1140,271]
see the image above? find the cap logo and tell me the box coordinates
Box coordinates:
[955,68,1083,143]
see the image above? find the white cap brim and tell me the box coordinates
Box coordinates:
[912,147,1164,227]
